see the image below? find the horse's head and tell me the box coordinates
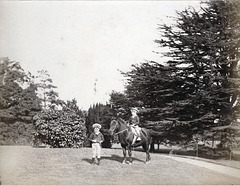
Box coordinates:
[108,119,120,136]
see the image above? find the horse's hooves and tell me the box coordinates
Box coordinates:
[129,162,132,165]
[122,161,127,164]
[145,161,150,164]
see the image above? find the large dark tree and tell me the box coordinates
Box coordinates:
[0,58,41,145]
[156,0,240,147]
[121,0,240,148]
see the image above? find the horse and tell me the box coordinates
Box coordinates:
[108,117,152,164]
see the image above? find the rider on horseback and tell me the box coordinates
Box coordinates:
[129,107,141,143]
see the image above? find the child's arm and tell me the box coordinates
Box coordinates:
[89,133,97,142]
[99,133,104,144]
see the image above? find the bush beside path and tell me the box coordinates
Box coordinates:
[0,146,240,185]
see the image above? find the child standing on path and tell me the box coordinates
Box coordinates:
[89,123,104,165]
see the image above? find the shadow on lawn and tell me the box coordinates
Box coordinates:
[82,154,145,164]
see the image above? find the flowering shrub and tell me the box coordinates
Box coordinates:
[33,109,87,148]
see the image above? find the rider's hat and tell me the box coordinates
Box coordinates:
[131,107,139,112]
[92,123,101,129]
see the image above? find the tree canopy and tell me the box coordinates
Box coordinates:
[0,57,41,144]
[112,0,240,147]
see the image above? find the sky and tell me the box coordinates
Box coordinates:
[0,1,201,110]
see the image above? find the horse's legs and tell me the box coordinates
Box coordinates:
[122,146,127,164]
[145,143,151,163]
[128,146,133,164]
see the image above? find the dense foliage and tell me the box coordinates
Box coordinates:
[33,100,87,148]
[156,0,240,147]
[0,58,41,145]
[111,0,240,149]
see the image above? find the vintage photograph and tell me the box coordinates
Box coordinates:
[0,0,240,185]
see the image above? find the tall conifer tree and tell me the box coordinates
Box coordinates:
[121,0,240,146]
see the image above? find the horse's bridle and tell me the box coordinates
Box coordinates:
[110,120,128,135]
[109,120,118,134]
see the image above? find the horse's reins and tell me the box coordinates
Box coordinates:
[114,128,128,135]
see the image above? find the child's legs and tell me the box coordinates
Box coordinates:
[131,126,137,135]
[135,127,140,136]
[96,143,101,158]
[135,128,138,135]
[92,143,97,158]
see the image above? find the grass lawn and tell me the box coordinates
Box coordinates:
[1,145,240,185]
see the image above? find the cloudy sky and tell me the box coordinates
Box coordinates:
[0,1,200,110]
